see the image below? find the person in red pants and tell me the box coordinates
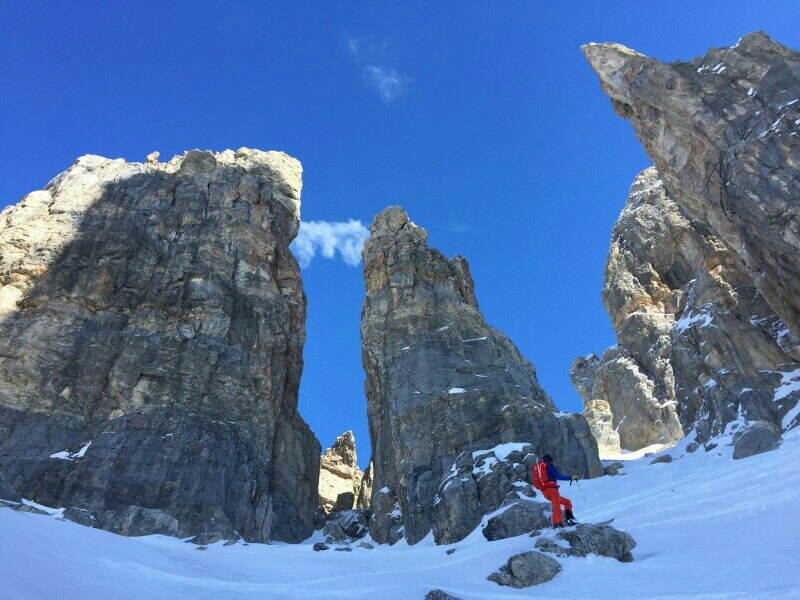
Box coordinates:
[532,454,579,528]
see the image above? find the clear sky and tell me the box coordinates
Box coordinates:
[3,2,800,467]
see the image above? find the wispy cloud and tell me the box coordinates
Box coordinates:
[346,36,410,103]
[446,221,470,233]
[291,219,370,268]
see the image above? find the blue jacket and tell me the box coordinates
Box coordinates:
[545,460,571,483]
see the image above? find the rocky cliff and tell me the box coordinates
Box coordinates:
[0,149,320,542]
[361,206,602,545]
[583,32,800,342]
[318,431,364,512]
[572,166,800,451]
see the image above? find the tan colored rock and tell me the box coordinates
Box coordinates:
[318,431,365,512]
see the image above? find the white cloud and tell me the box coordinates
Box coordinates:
[346,35,410,103]
[446,221,470,233]
[291,220,369,268]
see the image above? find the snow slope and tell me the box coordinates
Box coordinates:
[1,433,799,600]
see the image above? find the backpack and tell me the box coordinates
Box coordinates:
[531,460,556,491]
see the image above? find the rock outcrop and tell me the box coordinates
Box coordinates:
[535,522,636,563]
[584,32,800,341]
[578,31,800,451]
[361,206,602,545]
[318,431,365,512]
[0,149,320,542]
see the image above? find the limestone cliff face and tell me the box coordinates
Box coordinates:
[318,431,364,512]
[572,168,800,452]
[0,149,320,542]
[583,32,800,343]
[361,206,602,545]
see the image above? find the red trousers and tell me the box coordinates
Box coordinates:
[543,487,572,525]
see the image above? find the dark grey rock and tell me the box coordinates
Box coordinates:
[332,492,356,513]
[324,509,368,542]
[425,591,462,600]
[733,421,782,459]
[488,550,561,588]
[538,523,637,563]
[313,508,326,531]
[482,501,550,541]
[334,546,352,552]
[0,472,21,504]
[62,507,97,527]
[686,442,701,453]
[362,206,602,545]
[16,504,49,516]
[312,543,329,552]
[357,541,375,550]
[98,506,179,537]
[368,487,404,545]
[650,455,674,465]
[604,465,620,476]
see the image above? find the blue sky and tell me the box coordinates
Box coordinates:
[3,2,800,466]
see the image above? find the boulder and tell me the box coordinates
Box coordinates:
[62,507,97,527]
[537,523,636,563]
[98,506,179,537]
[487,551,562,588]
[650,455,673,465]
[482,501,550,541]
[361,206,602,545]
[0,150,320,543]
[323,510,368,542]
[733,421,782,460]
[312,543,329,552]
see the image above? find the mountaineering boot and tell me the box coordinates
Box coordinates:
[564,509,578,526]
[552,522,564,529]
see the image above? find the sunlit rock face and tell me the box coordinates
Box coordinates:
[0,149,320,542]
[572,167,800,452]
[318,431,365,512]
[361,206,602,545]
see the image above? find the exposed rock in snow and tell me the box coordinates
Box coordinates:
[361,206,602,545]
[572,167,800,451]
[732,420,782,459]
[425,591,461,600]
[0,471,20,504]
[487,550,562,588]
[0,150,320,542]
[98,506,179,538]
[536,522,636,563]
[318,431,365,513]
[322,509,369,543]
[356,461,373,511]
[482,500,550,541]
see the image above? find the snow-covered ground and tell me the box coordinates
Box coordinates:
[2,432,799,599]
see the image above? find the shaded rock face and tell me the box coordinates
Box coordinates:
[0,149,320,542]
[482,500,550,541]
[572,168,800,450]
[361,206,602,545]
[318,431,365,512]
[584,32,800,341]
[356,461,373,511]
[732,420,782,459]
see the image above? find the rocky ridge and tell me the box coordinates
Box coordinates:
[361,206,602,545]
[0,149,320,542]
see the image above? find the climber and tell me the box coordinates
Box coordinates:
[532,454,579,528]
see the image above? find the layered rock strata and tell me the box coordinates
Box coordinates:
[0,149,320,542]
[578,32,800,449]
[361,206,602,545]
